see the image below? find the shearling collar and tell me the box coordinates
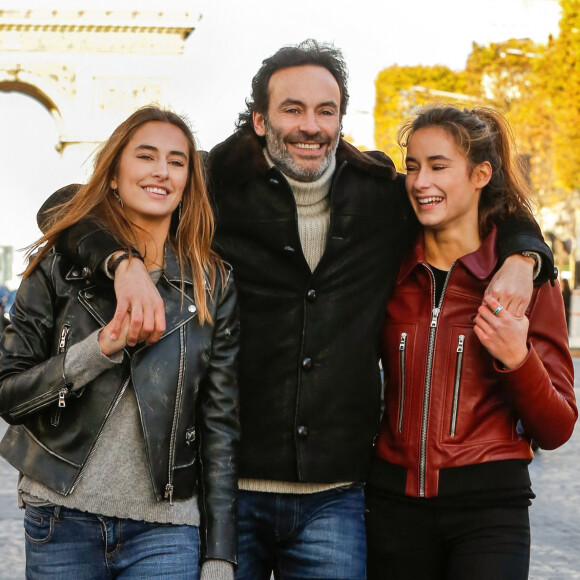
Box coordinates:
[206,127,397,189]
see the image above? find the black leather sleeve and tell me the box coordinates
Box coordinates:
[38,185,124,274]
[197,268,240,564]
[495,214,555,285]
[0,255,67,423]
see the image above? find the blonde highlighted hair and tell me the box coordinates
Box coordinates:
[25,106,223,324]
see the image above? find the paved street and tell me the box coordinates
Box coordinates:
[0,362,579,579]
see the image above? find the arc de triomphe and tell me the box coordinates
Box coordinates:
[0,7,199,178]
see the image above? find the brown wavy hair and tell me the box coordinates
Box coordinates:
[24,106,223,324]
[397,105,535,239]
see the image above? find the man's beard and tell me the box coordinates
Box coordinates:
[264,120,339,182]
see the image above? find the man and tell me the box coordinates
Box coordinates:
[44,40,552,579]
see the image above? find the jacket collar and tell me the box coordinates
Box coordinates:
[206,127,397,189]
[162,243,211,290]
[397,225,499,284]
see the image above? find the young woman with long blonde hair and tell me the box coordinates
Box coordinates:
[0,106,240,580]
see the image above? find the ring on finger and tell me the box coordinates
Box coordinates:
[493,305,503,316]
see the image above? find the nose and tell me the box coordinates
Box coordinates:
[152,159,169,179]
[413,168,431,190]
[299,111,320,135]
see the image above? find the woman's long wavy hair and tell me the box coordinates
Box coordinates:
[25,106,223,324]
[397,105,535,239]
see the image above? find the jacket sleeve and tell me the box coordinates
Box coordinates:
[0,256,115,424]
[0,257,71,424]
[197,268,240,565]
[38,184,124,273]
[495,214,555,285]
[495,281,577,449]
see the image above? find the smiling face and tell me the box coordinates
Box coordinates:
[253,65,341,182]
[405,126,491,238]
[110,121,189,235]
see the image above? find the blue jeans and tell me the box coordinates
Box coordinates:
[24,504,201,579]
[236,484,366,580]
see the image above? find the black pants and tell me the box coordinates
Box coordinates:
[366,492,530,580]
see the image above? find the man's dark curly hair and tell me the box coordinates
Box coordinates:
[236,39,349,130]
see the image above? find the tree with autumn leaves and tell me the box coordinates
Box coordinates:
[374,0,580,209]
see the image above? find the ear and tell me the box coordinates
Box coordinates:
[472,161,492,189]
[253,111,266,137]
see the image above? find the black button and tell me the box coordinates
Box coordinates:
[82,267,92,278]
[306,289,316,302]
[284,245,295,253]
[71,269,80,278]
[302,357,312,370]
[297,425,309,439]
[85,291,93,299]
[269,177,280,185]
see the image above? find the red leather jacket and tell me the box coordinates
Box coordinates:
[374,227,577,499]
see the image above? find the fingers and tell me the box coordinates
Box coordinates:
[110,299,130,341]
[112,257,166,346]
[146,301,166,346]
[126,303,144,347]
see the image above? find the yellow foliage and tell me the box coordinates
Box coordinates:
[373,3,579,203]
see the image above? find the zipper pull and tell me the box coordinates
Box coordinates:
[457,335,465,353]
[399,332,407,350]
[430,307,441,328]
[58,388,68,408]
[164,483,174,505]
[58,325,71,353]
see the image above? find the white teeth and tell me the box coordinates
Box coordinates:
[145,187,168,196]
[418,197,443,205]
[295,143,321,150]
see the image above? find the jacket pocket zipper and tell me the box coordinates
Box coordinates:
[52,323,72,426]
[450,334,465,437]
[397,332,407,433]
[10,388,66,420]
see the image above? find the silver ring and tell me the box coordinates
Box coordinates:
[493,305,503,316]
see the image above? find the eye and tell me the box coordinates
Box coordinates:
[320,109,336,116]
[284,107,300,114]
[169,159,186,167]
[432,165,447,171]
[137,154,153,161]
[405,164,418,173]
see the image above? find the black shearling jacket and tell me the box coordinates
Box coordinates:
[0,245,240,565]
[39,129,554,485]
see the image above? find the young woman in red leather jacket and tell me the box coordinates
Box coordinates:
[366,106,577,580]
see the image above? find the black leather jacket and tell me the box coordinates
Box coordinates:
[38,130,554,485]
[0,245,240,565]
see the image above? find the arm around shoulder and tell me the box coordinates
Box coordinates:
[495,214,556,285]
[38,184,125,275]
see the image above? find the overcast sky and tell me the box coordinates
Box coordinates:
[0,0,562,283]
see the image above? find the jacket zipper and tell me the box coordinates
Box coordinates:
[52,324,72,426]
[418,264,454,497]
[69,376,131,493]
[397,332,407,433]
[450,334,465,437]
[164,325,187,505]
[11,324,72,422]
